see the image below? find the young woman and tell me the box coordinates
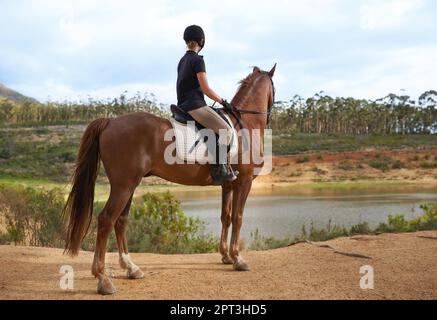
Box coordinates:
[176,25,237,183]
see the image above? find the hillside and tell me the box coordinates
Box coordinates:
[0,84,38,104]
[0,231,436,299]
[1,125,437,186]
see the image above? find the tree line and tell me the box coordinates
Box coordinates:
[0,93,168,126]
[1,90,436,134]
[271,90,437,134]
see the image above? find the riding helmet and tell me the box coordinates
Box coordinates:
[183,25,205,48]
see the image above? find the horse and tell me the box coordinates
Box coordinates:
[63,64,276,295]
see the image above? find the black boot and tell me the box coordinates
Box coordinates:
[211,164,237,185]
[211,134,238,185]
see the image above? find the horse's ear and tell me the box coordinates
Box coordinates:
[253,66,261,73]
[268,63,277,77]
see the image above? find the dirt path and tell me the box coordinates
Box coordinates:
[1,231,436,300]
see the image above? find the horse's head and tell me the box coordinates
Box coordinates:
[231,64,276,127]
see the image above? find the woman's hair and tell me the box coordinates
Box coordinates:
[186,40,199,50]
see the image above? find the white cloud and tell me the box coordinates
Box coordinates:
[12,80,177,104]
[1,0,437,103]
[360,0,424,30]
[312,45,437,99]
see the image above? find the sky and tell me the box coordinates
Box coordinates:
[1,0,436,104]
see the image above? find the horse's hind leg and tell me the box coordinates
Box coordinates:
[91,187,135,295]
[115,194,145,279]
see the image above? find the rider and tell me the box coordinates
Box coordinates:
[177,25,238,184]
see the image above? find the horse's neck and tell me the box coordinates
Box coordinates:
[238,101,268,131]
[232,76,270,133]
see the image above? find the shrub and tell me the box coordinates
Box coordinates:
[0,184,65,247]
[59,151,76,162]
[375,204,437,233]
[382,214,410,232]
[311,166,327,175]
[294,204,437,242]
[296,155,310,163]
[307,220,349,241]
[350,221,371,235]
[248,229,290,250]
[416,204,437,230]
[82,192,219,254]
[0,147,12,159]
[369,157,392,171]
[420,161,437,169]
[288,169,303,177]
[337,160,354,171]
[0,186,218,254]
[391,160,406,169]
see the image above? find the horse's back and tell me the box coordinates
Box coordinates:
[102,112,170,141]
[98,112,171,180]
[110,111,169,128]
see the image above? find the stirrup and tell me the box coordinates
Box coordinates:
[228,165,239,180]
[211,164,238,185]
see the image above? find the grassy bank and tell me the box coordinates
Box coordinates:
[248,203,437,250]
[273,133,437,155]
[296,202,437,242]
[2,125,437,183]
[265,180,437,192]
[2,176,436,203]
[0,126,81,181]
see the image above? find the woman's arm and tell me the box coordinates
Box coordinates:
[197,72,223,104]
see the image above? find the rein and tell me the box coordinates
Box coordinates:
[220,105,271,129]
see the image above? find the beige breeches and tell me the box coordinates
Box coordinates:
[188,106,232,144]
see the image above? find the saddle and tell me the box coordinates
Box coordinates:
[169,105,238,163]
[170,105,205,129]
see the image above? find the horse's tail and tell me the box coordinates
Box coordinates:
[63,118,110,256]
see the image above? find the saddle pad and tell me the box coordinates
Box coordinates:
[169,115,238,163]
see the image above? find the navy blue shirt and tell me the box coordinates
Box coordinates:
[176,50,207,111]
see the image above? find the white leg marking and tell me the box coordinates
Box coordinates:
[121,253,140,273]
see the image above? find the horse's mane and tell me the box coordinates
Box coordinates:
[231,67,270,106]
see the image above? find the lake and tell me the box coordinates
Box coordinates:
[172,186,437,241]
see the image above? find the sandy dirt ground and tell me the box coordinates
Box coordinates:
[0,231,436,300]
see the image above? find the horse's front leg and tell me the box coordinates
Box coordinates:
[220,183,234,264]
[229,177,253,271]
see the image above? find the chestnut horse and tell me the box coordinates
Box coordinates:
[63,64,276,295]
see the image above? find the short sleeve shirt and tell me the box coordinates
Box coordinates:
[176,51,207,111]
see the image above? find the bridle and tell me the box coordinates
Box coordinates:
[216,75,275,129]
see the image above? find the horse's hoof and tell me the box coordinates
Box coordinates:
[127,268,145,280]
[97,276,117,295]
[222,255,234,265]
[233,259,250,271]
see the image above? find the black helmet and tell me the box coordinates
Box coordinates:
[183,25,205,49]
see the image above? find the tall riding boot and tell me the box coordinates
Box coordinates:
[211,134,238,185]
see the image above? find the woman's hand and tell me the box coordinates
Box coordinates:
[221,99,233,110]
